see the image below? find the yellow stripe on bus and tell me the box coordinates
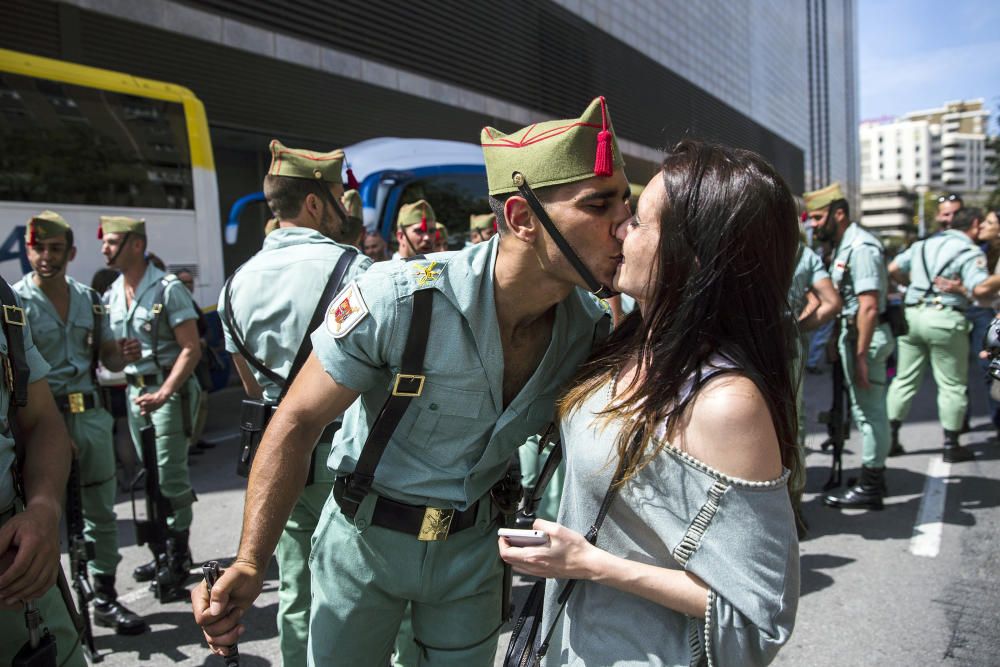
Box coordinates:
[0,48,215,171]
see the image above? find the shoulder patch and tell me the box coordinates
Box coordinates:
[326,280,369,338]
[412,261,442,287]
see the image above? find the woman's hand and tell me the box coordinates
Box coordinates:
[498,519,606,580]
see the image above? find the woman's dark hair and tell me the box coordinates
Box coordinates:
[560,139,800,485]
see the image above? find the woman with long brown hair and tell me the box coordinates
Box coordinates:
[500,140,800,666]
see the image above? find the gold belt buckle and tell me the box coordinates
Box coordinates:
[132,374,145,388]
[392,373,425,397]
[417,507,454,541]
[68,392,86,414]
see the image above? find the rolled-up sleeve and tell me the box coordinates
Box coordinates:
[309,270,398,394]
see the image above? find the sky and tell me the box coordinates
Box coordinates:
[858,0,1000,125]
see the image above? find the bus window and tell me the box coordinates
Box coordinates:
[0,73,194,209]
[391,173,489,248]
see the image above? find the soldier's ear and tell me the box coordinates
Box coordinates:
[504,196,537,243]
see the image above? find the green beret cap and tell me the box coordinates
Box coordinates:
[803,182,845,213]
[342,189,363,221]
[25,210,71,245]
[480,96,625,196]
[469,213,496,231]
[98,215,145,238]
[268,139,345,184]
[397,200,437,231]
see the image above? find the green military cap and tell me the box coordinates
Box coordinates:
[268,139,345,184]
[342,189,363,221]
[435,222,448,242]
[480,96,625,196]
[397,199,436,232]
[804,182,845,212]
[25,210,71,245]
[98,215,145,239]
[469,213,496,232]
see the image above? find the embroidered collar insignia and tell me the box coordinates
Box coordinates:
[414,261,441,287]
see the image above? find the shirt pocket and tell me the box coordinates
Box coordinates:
[70,309,96,364]
[404,379,487,468]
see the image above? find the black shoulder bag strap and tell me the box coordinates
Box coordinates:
[340,258,434,511]
[0,279,30,498]
[532,428,644,660]
[279,248,358,401]
[88,289,104,382]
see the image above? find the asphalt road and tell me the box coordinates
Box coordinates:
[63,366,1000,666]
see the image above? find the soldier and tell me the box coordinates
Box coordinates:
[13,211,147,634]
[218,141,371,667]
[886,207,993,462]
[469,213,497,245]
[394,199,438,258]
[808,185,896,511]
[99,215,202,599]
[193,96,626,665]
[434,223,449,253]
[0,275,86,666]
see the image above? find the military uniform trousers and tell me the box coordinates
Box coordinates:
[277,440,334,667]
[64,404,121,578]
[839,322,894,467]
[0,510,87,667]
[887,306,971,433]
[308,494,504,667]
[125,375,201,531]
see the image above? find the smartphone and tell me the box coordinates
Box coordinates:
[498,528,548,546]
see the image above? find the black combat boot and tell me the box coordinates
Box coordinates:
[822,465,885,510]
[942,430,974,463]
[132,543,162,583]
[149,530,193,602]
[888,419,904,457]
[93,575,148,635]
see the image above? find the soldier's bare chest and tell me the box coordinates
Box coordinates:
[499,318,553,408]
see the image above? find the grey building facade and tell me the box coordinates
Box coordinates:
[2,0,859,255]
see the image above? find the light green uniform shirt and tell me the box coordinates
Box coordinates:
[1,283,52,512]
[218,227,372,403]
[788,243,830,317]
[830,223,889,317]
[107,263,199,375]
[13,274,112,397]
[893,230,989,309]
[311,237,609,509]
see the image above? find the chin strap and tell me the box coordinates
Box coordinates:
[108,232,131,265]
[315,181,349,228]
[513,172,618,299]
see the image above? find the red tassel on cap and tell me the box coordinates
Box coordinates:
[97,225,103,240]
[435,229,442,242]
[346,168,360,190]
[27,223,37,246]
[420,216,428,234]
[593,96,613,178]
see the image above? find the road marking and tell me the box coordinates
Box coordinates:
[118,584,152,604]
[910,456,951,557]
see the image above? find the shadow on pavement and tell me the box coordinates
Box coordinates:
[799,553,855,597]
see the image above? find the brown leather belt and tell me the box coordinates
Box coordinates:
[333,475,481,541]
[55,391,97,414]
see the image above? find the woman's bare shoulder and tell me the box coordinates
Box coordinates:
[673,373,784,482]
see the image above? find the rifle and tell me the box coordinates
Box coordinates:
[818,323,850,490]
[66,455,101,662]
[11,602,58,667]
[202,561,240,667]
[131,421,186,602]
